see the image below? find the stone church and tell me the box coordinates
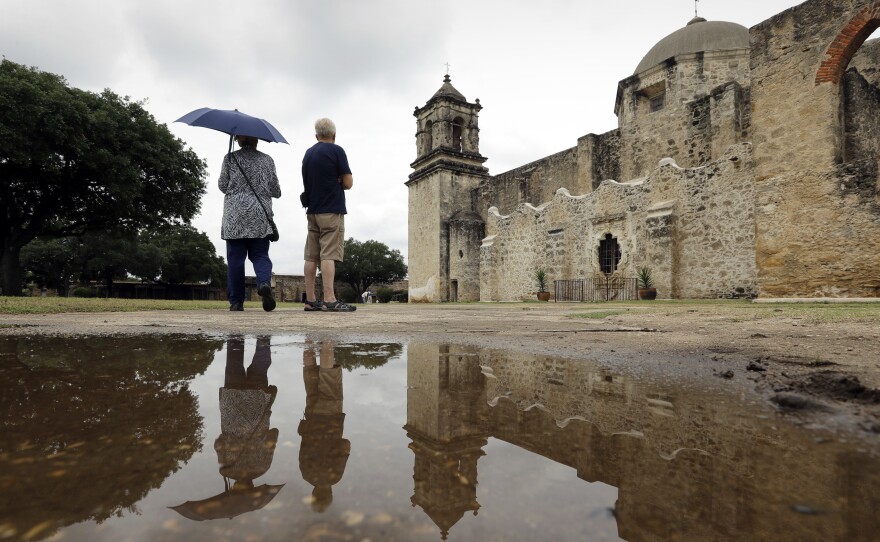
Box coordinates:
[407,0,880,302]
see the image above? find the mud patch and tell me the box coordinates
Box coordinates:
[790,371,880,404]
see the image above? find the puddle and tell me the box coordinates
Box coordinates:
[0,335,878,541]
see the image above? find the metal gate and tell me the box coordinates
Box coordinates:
[554,277,638,302]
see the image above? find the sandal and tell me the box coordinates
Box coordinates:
[304,300,325,312]
[324,300,356,312]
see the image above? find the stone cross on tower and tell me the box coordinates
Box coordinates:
[444,62,451,75]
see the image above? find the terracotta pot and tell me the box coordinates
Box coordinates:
[536,291,551,302]
[638,287,657,300]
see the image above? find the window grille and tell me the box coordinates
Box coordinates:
[598,234,621,274]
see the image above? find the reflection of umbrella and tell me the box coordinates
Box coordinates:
[169,483,285,521]
[175,108,288,144]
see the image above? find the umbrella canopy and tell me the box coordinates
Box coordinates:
[169,483,285,521]
[175,108,288,144]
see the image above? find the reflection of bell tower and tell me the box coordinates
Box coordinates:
[407,75,489,302]
[404,344,489,539]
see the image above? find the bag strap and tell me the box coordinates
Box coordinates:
[229,152,275,227]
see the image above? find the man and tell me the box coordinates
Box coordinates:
[302,118,356,312]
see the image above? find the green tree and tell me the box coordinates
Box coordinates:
[77,231,140,296]
[0,59,207,295]
[334,238,407,297]
[20,237,82,296]
[142,224,226,286]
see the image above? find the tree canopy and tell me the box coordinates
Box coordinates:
[21,225,226,295]
[0,59,207,294]
[334,238,407,296]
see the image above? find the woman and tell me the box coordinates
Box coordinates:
[219,135,281,312]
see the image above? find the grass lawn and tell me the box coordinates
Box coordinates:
[0,297,235,314]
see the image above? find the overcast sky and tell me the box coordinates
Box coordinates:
[1,0,814,274]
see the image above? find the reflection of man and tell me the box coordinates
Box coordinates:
[171,336,282,521]
[299,340,350,512]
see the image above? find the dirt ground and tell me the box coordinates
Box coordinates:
[3,301,879,441]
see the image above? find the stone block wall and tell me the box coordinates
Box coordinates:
[578,130,621,191]
[448,212,484,302]
[408,176,442,302]
[616,50,751,181]
[475,129,622,222]
[481,144,756,301]
[477,147,580,218]
[751,0,880,297]
[844,40,880,165]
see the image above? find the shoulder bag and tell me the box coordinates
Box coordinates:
[230,153,279,242]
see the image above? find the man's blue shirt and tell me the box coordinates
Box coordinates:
[302,142,351,214]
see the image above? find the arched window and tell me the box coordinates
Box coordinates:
[452,117,464,152]
[598,234,621,274]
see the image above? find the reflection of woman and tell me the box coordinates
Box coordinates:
[215,336,279,488]
[171,336,282,521]
[299,341,350,513]
[219,136,281,312]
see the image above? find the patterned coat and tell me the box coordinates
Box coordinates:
[219,149,281,240]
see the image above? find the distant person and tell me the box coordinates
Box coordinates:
[219,135,281,312]
[361,290,369,304]
[301,118,356,312]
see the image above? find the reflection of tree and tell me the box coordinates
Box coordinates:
[332,342,402,372]
[0,335,220,540]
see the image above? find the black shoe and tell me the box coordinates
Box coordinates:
[229,302,244,311]
[324,300,356,312]
[258,283,276,312]
[304,300,325,312]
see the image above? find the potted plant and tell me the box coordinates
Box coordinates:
[637,266,657,300]
[534,268,551,301]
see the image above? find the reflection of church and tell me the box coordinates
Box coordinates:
[404,343,880,541]
[404,344,487,540]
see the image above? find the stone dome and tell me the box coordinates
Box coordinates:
[634,17,749,74]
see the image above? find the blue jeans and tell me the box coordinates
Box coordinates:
[226,237,272,305]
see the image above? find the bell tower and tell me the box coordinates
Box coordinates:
[407,75,489,303]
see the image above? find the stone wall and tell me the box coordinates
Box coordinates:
[448,212,484,302]
[409,171,485,302]
[579,130,621,191]
[616,50,751,181]
[475,130,621,219]
[478,147,579,218]
[751,0,880,297]
[408,176,442,302]
[481,144,756,301]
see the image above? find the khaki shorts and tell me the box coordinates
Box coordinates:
[305,213,345,262]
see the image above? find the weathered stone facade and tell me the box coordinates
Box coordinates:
[751,0,880,298]
[482,145,757,301]
[407,76,489,302]
[408,0,880,301]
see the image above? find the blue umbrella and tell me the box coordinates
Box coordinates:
[175,108,289,144]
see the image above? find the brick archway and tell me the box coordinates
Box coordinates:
[816,2,880,85]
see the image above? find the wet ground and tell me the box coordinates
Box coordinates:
[1,334,878,542]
